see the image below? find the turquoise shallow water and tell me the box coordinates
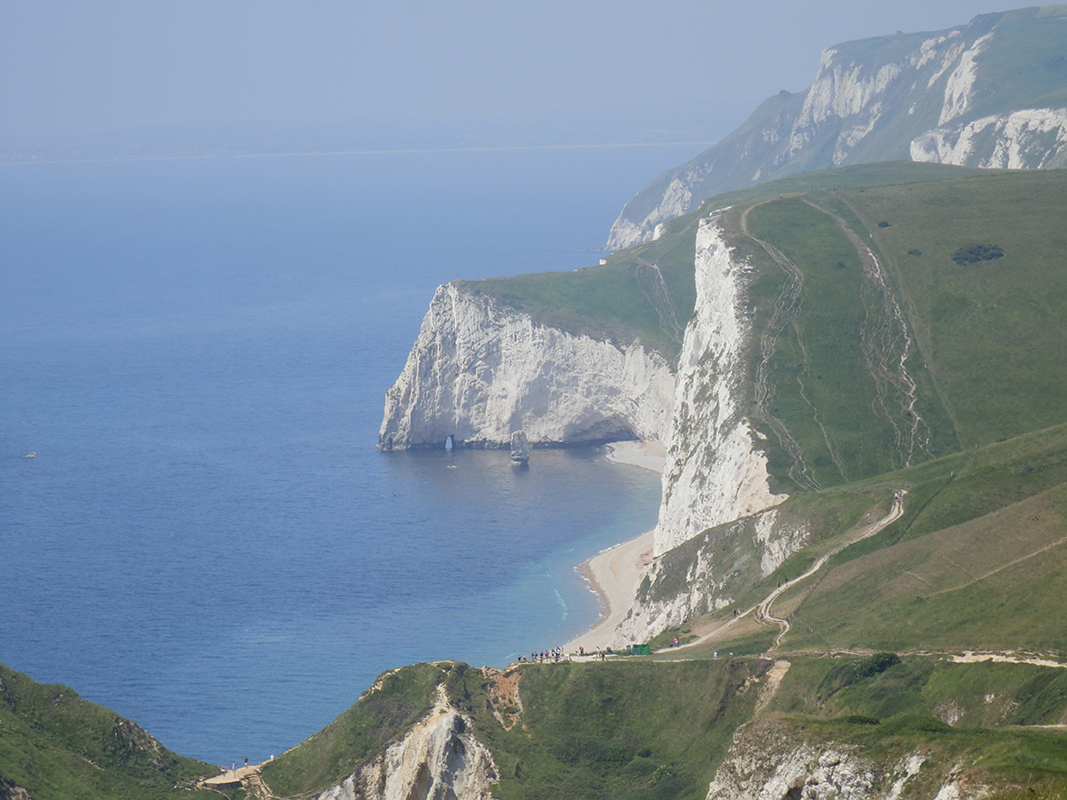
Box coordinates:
[0,147,690,764]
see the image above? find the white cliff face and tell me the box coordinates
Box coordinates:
[311,686,498,800]
[654,216,785,556]
[707,721,992,800]
[605,166,711,252]
[911,107,1067,169]
[937,32,993,124]
[606,215,787,648]
[606,10,1067,250]
[379,283,676,450]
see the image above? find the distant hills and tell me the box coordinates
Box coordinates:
[608,5,1067,249]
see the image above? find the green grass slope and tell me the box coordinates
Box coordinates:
[659,422,1067,661]
[711,167,1067,491]
[0,663,217,800]
[462,660,761,800]
[259,662,445,797]
[459,162,1067,521]
[461,162,994,367]
[839,170,1067,447]
[259,659,763,800]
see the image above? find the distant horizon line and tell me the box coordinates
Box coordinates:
[0,140,715,166]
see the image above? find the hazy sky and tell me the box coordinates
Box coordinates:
[2,1,1011,141]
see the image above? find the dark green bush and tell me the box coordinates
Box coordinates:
[951,243,1004,264]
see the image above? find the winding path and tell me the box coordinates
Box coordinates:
[756,490,906,650]
[676,491,907,654]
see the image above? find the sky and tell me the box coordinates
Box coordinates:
[2,0,1013,144]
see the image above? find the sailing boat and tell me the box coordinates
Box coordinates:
[510,431,530,465]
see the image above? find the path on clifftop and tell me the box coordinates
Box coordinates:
[740,201,820,492]
[804,198,933,470]
[674,491,906,654]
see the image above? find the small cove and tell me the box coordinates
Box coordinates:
[0,145,694,763]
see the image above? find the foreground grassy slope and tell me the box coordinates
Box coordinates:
[259,662,445,797]
[0,663,217,800]
[461,660,763,800]
[260,654,1067,799]
[263,659,766,800]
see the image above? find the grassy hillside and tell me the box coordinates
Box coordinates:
[258,654,1067,799]
[0,663,218,800]
[262,659,765,800]
[839,170,1067,447]
[259,662,445,797]
[465,163,1067,495]
[652,422,1067,658]
[714,168,1067,491]
[461,162,992,366]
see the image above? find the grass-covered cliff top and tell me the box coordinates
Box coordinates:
[457,162,993,364]
[459,163,1067,494]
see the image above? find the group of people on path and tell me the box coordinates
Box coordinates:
[518,646,565,663]
[515,644,614,664]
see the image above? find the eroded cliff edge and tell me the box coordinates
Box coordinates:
[380,213,788,626]
[378,283,676,450]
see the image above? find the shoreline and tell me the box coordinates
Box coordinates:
[560,440,665,653]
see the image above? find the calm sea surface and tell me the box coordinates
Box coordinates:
[0,145,697,764]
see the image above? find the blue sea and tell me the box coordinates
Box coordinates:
[0,144,698,765]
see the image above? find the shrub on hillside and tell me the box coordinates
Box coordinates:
[951,243,1004,264]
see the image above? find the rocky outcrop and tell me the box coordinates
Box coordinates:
[652,215,785,556]
[706,718,995,800]
[911,106,1067,169]
[607,7,1067,249]
[611,506,811,647]
[378,283,675,450]
[310,686,498,800]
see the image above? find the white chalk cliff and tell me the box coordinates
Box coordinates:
[652,216,785,556]
[707,717,992,800]
[309,685,498,800]
[381,218,782,557]
[608,7,1067,249]
[382,213,791,648]
[378,283,676,450]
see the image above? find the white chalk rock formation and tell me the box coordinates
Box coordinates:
[654,216,785,555]
[706,719,991,800]
[379,283,675,450]
[608,9,1067,249]
[310,686,498,800]
[911,107,1067,169]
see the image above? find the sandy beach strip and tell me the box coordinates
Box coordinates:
[560,440,665,653]
[603,439,666,474]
